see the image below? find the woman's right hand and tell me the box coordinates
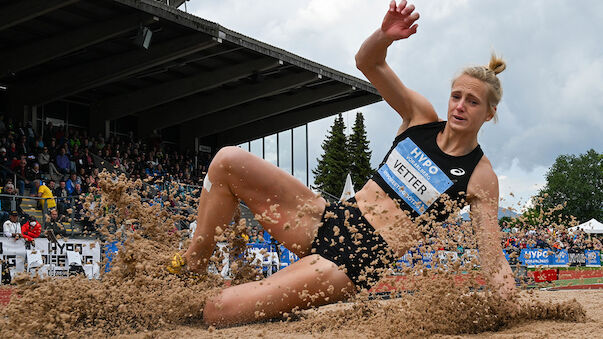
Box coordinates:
[381,1,420,41]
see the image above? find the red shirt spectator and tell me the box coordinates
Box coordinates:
[21,219,41,242]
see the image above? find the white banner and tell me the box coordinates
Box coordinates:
[1,237,101,281]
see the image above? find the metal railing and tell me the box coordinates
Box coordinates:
[310,186,340,203]
[0,193,85,237]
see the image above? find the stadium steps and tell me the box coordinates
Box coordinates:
[239,204,260,230]
[20,197,44,223]
[20,197,78,234]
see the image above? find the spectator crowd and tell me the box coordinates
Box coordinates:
[0,115,211,237]
[501,228,602,252]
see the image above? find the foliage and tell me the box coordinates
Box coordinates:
[312,114,349,197]
[348,112,373,191]
[535,149,602,223]
[498,216,514,229]
[313,112,373,197]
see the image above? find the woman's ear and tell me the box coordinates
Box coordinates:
[486,106,497,122]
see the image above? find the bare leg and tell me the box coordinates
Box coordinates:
[184,146,326,272]
[203,254,356,327]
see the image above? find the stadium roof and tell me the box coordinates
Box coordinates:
[0,0,381,147]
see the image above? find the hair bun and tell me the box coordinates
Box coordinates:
[488,53,506,75]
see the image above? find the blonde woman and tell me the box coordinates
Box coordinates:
[171,0,516,327]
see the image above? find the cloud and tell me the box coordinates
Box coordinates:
[187,0,603,204]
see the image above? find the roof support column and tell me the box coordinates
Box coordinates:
[89,114,110,141]
[23,105,38,132]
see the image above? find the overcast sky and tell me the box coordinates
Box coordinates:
[186,0,603,210]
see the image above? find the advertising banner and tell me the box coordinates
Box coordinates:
[568,252,586,266]
[550,249,569,266]
[1,237,101,282]
[503,250,511,262]
[421,250,436,268]
[584,250,601,267]
[519,248,552,266]
[519,248,569,267]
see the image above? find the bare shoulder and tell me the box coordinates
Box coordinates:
[467,155,498,201]
[395,114,444,137]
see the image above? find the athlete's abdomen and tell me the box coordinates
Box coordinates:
[354,179,422,256]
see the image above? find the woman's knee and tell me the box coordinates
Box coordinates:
[210,146,247,175]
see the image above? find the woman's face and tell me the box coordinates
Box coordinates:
[447,74,494,132]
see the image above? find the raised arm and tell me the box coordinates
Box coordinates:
[468,159,516,300]
[355,1,437,129]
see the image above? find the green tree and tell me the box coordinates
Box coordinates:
[348,112,373,191]
[313,114,349,197]
[498,216,514,229]
[536,149,603,223]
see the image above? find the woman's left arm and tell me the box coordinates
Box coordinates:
[468,160,516,299]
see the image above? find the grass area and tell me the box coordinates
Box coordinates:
[553,277,603,287]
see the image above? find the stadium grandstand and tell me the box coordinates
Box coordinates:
[0,0,382,234]
[0,0,381,156]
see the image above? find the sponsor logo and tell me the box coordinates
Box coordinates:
[378,138,453,215]
[450,168,466,176]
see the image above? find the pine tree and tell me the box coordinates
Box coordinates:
[312,114,349,197]
[347,112,373,191]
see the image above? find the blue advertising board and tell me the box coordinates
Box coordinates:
[519,248,550,266]
[519,248,569,267]
[503,250,511,262]
[421,250,436,268]
[551,249,569,266]
[585,250,601,266]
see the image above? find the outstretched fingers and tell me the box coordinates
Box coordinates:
[393,1,420,23]
[396,1,407,13]
[409,23,418,35]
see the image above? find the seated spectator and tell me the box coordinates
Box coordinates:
[27,162,41,182]
[21,216,41,249]
[77,148,93,172]
[73,183,82,197]
[35,179,56,212]
[7,142,18,160]
[53,180,69,216]
[248,228,261,243]
[0,147,10,182]
[0,183,23,220]
[15,157,34,195]
[45,208,68,239]
[34,135,44,150]
[55,147,70,174]
[2,210,21,239]
[47,179,56,192]
[54,180,68,199]
[88,175,99,192]
[66,172,81,195]
[37,146,51,173]
[16,135,28,156]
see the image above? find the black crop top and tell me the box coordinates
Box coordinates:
[371,121,484,221]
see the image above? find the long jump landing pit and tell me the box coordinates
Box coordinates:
[116,289,601,338]
[1,175,598,338]
[1,286,601,338]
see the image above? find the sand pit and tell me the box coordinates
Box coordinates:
[116,289,602,338]
[0,174,597,338]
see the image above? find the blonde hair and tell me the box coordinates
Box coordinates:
[454,53,506,122]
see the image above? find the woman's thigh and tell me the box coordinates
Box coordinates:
[212,147,326,256]
[203,254,355,327]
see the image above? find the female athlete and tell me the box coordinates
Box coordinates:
[171,0,516,327]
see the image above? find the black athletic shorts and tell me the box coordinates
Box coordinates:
[310,197,397,291]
